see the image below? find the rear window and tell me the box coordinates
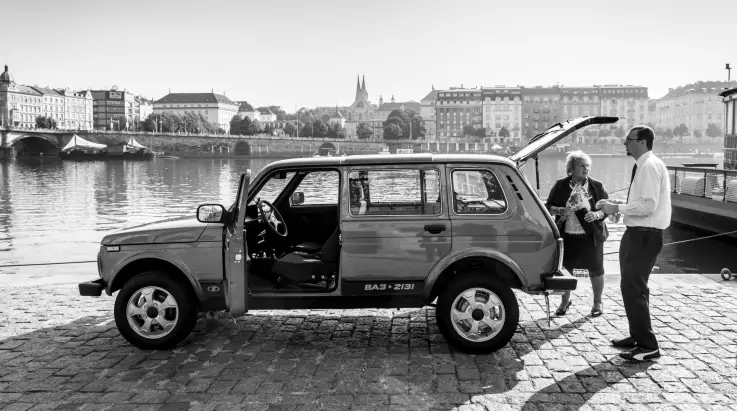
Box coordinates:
[349,168,441,216]
[451,169,507,214]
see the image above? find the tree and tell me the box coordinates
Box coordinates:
[598,128,610,137]
[383,123,402,140]
[313,119,328,137]
[693,129,702,138]
[498,126,510,138]
[663,128,673,138]
[673,123,689,137]
[463,124,476,137]
[283,122,297,137]
[614,126,626,138]
[249,119,262,135]
[264,123,275,135]
[406,110,426,139]
[142,114,158,132]
[357,122,374,140]
[230,115,242,135]
[706,123,723,138]
[240,117,252,135]
[35,115,56,129]
[300,123,313,137]
[475,127,486,138]
[327,123,345,139]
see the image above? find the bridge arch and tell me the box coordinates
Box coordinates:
[319,142,336,156]
[9,134,60,156]
[235,141,250,155]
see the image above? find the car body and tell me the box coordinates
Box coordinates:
[79,116,619,353]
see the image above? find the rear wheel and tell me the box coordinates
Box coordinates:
[436,273,519,354]
[114,271,198,350]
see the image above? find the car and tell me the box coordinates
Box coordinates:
[79,116,619,354]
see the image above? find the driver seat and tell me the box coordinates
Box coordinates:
[271,226,340,285]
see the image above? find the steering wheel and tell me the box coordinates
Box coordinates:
[257,199,288,237]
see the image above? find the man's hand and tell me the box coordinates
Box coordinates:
[598,201,619,215]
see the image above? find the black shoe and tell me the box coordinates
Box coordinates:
[591,304,603,317]
[611,336,637,348]
[555,300,572,316]
[619,347,660,362]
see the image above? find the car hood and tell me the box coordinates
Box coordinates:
[101,216,212,246]
[509,116,620,163]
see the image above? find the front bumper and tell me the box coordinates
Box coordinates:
[79,279,106,296]
[541,269,578,292]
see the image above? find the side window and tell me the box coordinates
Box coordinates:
[452,169,507,214]
[293,170,339,205]
[250,171,296,205]
[349,168,441,216]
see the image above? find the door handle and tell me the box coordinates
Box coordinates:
[424,224,446,234]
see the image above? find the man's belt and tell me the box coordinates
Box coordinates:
[627,226,663,233]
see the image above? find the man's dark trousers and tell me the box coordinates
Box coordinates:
[619,227,663,350]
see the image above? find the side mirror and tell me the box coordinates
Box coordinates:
[197,204,225,223]
[292,191,305,205]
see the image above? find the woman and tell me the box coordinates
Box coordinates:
[546,150,610,317]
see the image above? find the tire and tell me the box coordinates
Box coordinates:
[436,272,519,354]
[114,271,198,350]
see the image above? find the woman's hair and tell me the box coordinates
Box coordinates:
[565,150,592,175]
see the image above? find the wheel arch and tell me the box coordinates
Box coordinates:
[425,250,527,303]
[108,256,204,302]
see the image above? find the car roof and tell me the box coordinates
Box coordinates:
[260,153,516,172]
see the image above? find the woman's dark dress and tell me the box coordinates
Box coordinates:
[545,177,609,277]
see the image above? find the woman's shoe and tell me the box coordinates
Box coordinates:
[591,304,603,317]
[555,300,572,316]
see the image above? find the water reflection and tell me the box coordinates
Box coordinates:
[0,155,734,278]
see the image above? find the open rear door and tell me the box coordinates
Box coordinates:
[224,170,251,317]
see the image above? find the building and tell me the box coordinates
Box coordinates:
[328,109,345,128]
[91,88,140,130]
[520,86,562,143]
[720,86,737,169]
[420,87,440,141]
[154,92,239,133]
[31,86,93,130]
[137,96,153,121]
[560,86,601,143]
[0,65,43,129]
[237,101,257,121]
[482,86,522,146]
[258,108,277,122]
[599,85,648,132]
[655,81,736,141]
[374,98,421,121]
[345,75,376,122]
[435,88,482,139]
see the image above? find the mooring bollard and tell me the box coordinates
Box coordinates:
[721,268,733,281]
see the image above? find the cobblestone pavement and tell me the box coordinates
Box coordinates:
[1,275,737,411]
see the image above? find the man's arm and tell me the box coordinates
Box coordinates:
[618,164,661,217]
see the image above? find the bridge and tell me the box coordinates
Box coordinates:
[0,128,388,159]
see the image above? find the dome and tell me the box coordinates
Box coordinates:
[0,65,13,83]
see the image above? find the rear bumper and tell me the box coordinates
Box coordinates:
[79,279,106,297]
[541,269,578,292]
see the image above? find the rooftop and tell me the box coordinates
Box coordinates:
[155,92,237,105]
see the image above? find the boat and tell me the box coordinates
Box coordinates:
[378,147,391,155]
[58,134,108,160]
[396,148,414,154]
[107,137,154,160]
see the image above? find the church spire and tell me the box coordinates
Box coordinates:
[356,75,360,93]
[361,74,366,93]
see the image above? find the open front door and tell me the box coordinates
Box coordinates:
[224,170,251,317]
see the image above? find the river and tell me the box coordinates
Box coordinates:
[0,154,734,285]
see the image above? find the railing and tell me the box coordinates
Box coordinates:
[667,165,737,203]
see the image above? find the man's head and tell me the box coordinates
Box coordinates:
[623,125,654,159]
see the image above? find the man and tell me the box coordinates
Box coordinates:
[599,125,671,362]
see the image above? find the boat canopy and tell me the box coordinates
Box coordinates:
[127,137,147,150]
[61,135,107,152]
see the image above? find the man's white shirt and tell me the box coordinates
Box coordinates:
[618,151,672,230]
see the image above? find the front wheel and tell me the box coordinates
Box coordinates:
[436,273,519,354]
[114,271,198,350]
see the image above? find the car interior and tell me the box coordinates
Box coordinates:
[244,169,341,292]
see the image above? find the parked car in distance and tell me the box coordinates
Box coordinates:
[79,116,619,354]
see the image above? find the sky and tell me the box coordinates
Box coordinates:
[2,0,735,112]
